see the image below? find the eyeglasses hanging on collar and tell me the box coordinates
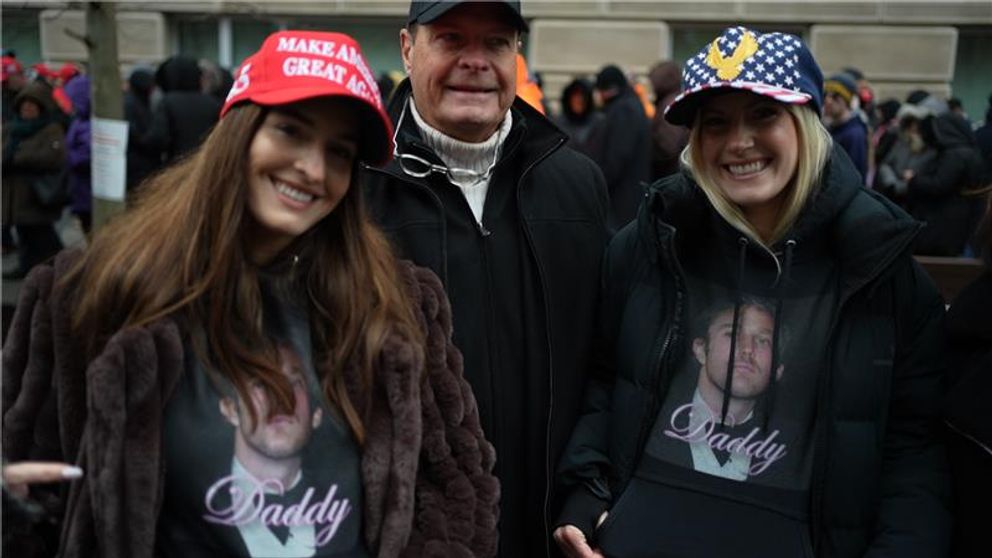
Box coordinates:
[392,97,501,186]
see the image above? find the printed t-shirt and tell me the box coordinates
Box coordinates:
[157,277,369,558]
[597,227,839,556]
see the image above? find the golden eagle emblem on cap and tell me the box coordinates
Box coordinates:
[705,31,759,81]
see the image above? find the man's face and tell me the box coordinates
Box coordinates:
[223,346,322,461]
[823,93,847,120]
[694,305,783,402]
[400,2,518,142]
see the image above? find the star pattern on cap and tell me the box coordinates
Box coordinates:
[679,26,809,100]
[665,25,820,124]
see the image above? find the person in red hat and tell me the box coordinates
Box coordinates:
[2,54,27,123]
[2,30,497,558]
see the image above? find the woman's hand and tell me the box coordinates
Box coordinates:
[553,512,609,558]
[2,462,83,499]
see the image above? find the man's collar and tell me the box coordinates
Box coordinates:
[232,456,303,493]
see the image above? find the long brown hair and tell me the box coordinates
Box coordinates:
[64,102,422,444]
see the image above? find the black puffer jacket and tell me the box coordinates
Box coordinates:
[944,270,992,558]
[556,149,952,557]
[908,112,984,256]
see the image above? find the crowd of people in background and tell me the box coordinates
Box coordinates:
[1,2,991,557]
[4,45,990,271]
[1,50,231,278]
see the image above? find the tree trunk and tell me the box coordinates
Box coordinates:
[86,1,125,231]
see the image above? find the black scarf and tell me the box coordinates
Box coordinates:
[3,113,56,164]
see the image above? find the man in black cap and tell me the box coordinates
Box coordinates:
[591,64,651,229]
[363,2,610,556]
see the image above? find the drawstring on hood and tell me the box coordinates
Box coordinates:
[719,236,797,429]
[719,237,750,427]
[764,239,796,429]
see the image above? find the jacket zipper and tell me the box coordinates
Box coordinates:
[630,224,686,485]
[945,420,992,456]
[515,135,567,558]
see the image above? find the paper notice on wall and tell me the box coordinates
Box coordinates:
[91,117,129,201]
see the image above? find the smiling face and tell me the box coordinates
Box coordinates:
[245,97,358,264]
[696,91,800,236]
[400,2,518,142]
[694,305,783,404]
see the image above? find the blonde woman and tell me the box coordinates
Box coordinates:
[554,26,950,557]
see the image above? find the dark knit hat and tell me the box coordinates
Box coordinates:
[595,65,628,91]
[824,72,858,104]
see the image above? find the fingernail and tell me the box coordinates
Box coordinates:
[62,466,84,479]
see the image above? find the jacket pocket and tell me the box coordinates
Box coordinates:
[592,475,640,547]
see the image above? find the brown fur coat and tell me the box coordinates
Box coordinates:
[2,250,499,557]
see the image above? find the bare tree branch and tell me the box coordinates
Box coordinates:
[63,27,93,49]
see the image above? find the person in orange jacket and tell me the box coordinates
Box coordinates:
[516,52,545,115]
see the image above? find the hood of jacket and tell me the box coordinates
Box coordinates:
[13,79,57,114]
[65,75,90,119]
[128,67,155,101]
[560,77,595,122]
[929,112,977,150]
[155,55,202,92]
[642,146,921,291]
[650,60,682,100]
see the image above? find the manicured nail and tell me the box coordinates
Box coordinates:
[62,466,84,479]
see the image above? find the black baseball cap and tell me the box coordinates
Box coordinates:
[408,1,529,32]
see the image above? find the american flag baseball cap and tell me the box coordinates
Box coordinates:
[664,26,824,126]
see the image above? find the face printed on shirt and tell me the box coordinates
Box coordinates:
[219,344,323,466]
[694,304,785,411]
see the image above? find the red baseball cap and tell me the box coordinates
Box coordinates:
[32,62,55,80]
[221,30,392,166]
[1,56,23,83]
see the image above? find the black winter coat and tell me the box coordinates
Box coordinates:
[556,150,952,557]
[2,250,499,558]
[143,92,221,164]
[908,113,984,256]
[944,270,992,558]
[364,80,610,556]
[590,87,651,230]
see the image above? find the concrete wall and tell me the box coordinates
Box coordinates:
[39,10,167,65]
[8,1,991,118]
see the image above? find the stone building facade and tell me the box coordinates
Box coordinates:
[2,1,990,119]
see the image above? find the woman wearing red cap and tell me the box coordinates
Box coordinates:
[2,31,497,558]
[554,27,950,557]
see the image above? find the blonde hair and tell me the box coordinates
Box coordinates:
[680,102,833,247]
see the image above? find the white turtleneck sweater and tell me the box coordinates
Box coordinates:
[409,99,512,225]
